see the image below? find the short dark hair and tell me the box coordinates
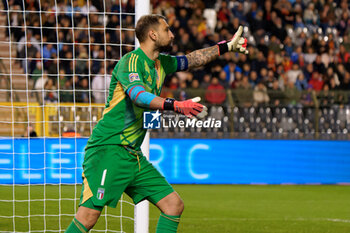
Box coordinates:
[135,14,167,43]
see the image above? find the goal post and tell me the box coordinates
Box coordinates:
[136,132,150,233]
[135,0,151,232]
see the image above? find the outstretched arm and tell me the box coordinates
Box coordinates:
[126,85,207,119]
[185,26,248,70]
[186,46,220,69]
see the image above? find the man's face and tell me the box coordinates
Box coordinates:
[154,19,174,52]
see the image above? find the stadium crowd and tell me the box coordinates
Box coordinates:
[5,0,350,105]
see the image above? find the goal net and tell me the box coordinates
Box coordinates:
[0,0,149,232]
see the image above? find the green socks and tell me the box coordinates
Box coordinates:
[65,217,88,233]
[65,213,180,233]
[156,212,181,233]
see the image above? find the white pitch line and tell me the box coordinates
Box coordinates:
[323,218,350,223]
[148,217,350,223]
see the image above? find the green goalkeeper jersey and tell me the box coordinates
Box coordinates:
[86,48,178,152]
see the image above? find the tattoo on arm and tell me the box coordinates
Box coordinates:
[186,45,219,70]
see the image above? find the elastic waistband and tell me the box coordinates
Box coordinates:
[123,146,142,171]
[123,145,143,157]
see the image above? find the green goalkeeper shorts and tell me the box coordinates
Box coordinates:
[79,144,174,211]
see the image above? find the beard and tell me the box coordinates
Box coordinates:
[157,40,173,53]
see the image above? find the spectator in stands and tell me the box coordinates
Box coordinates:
[58,69,67,90]
[60,79,74,103]
[303,3,319,25]
[24,125,37,138]
[337,10,349,37]
[304,47,317,64]
[34,72,48,90]
[174,81,188,101]
[339,72,350,90]
[205,77,226,105]
[223,61,241,85]
[75,78,90,103]
[231,71,243,89]
[200,74,211,89]
[291,46,304,67]
[321,48,335,68]
[76,52,89,76]
[327,77,339,91]
[294,14,305,29]
[81,0,97,15]
[237,75,252,90]
[62,127,81,137]
[106,14,119,43]
[337,44,350,63]
[271,80,282,91]
[92,67,111,103]
[92,50,105,74]
[31,61,42,82]
[283,36,294,57]
[282,54,293,72]
[242,63,251,77]
[308,71,324,91]
[168,76,179,90]
[319,84,335,106]
[253,82,270,106]
[324,67,340,87]
[47,56,59,81]
[218,70,230,88]
[320,4,336,32]
[264,69,276,89]
[300,85,314,106]
[259,68,268,83]
[295,73,309,91]
[18,41,38,73]
[303,63,314,81]
[217,1,230,27]
[252,51,267,73]
[9,4,23,42]
[287,63,303,84]
[271,17,287,42]
[42,43,57,70]
[44,79,58,103]
[17,30,40,62]
[285,81,300,106]
[249,70,259,88]
[313,55,326,74]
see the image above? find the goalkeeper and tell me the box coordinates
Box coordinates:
[65,14,248,233]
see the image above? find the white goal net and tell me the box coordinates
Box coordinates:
[0,0,148,232]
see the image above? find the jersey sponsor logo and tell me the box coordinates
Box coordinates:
[97,188,105,200]
[143,110,161,129]
[129,73,140,83]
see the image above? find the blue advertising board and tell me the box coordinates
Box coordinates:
[0,138,349,184]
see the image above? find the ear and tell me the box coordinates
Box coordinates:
[149,30,157,41]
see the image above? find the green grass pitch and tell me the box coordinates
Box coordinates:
[0,185,349,233]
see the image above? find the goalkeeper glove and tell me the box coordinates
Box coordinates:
[217,26,248,55]
[163,97,208,119]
